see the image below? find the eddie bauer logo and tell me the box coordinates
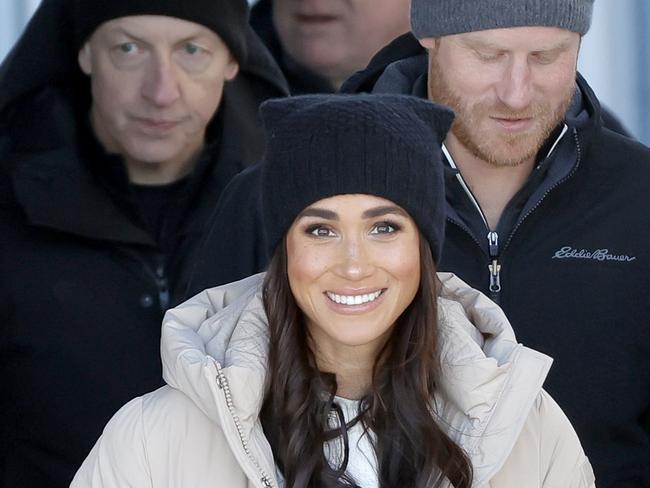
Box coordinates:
[552,246,637,262]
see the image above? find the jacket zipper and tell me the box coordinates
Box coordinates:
[487,231,501,294]
[442,126,574,301]
[500,128,582,254]
[215,362,274,488]
[443,145,502,300]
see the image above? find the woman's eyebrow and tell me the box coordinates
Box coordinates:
[297,207,339,220]
[362,205,408,219]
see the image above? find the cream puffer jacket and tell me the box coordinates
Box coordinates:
[71,273,595,488]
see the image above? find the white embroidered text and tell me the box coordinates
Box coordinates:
[552,247,636,262]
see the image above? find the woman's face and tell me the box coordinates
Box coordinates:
[286,194,421,359]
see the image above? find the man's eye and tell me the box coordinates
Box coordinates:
[308,226,336,238]
[184,43,201,55]
[475,50,501,62]
[118,42,138,54]
[532,52,558,65]
[370,223,397,235]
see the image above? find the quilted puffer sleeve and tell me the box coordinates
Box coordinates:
[70,397,152,488]
[537,391,596,488]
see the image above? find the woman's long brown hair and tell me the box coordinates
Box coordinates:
[261,235,472,488]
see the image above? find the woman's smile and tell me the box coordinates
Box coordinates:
[324,288,387,313]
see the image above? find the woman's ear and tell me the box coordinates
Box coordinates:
[78,43,92,75]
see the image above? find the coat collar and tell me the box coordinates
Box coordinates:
[6,86,248,246]
[12,147,155,245]
[8,89,154,245]
[435,274,552,484]
[161,272,552,486]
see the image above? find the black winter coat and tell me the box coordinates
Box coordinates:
[0,1,288,486]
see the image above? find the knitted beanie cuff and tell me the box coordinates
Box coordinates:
[74,0,249,62]
[411,0,594,38]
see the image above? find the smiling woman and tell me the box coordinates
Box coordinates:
[72,94,595,488]
[283,194,422,399]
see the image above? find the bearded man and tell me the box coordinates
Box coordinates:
[341,1,650,487]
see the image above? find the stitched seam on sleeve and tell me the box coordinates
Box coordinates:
[139,397,154,487]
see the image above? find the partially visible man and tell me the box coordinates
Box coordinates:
[341,1,650,486]
[250,0,411,93]
[0,0,287,486]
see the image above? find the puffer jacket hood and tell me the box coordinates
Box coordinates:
[73,272,595,487]
[160,272,553,486]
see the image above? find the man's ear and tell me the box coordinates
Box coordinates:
[78,43,92,75]
[419,37,437,50]
[224,55,239,82]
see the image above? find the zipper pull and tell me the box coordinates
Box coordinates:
[261,476,273,488]
[487,231,499,257]
[488,259,501,293]
[487,232,502,294]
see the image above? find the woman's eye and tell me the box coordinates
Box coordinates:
[308,226,336,238]
[370,223,397,235]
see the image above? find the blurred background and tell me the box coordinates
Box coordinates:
[1,0,648,144]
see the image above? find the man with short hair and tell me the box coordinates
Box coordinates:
[342,1,650,486]
[250,0,411,93]
[0,0,287,486]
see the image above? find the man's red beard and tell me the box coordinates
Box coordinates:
[427,54,575,168]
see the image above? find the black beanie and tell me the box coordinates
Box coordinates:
[260,94,454,263]
[73,0,249,63]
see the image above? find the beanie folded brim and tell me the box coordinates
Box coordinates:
[411,0,594,38]
[74,0,249,63]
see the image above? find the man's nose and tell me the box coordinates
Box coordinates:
[141,56,181,107]
[495,56,534,112]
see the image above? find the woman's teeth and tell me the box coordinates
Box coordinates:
[326,290,383,305]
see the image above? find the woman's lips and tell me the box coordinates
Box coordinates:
[323,288,387,314]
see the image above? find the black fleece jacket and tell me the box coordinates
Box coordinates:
[341,33,650,488]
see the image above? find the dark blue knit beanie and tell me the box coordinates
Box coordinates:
[260,94,454,263]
